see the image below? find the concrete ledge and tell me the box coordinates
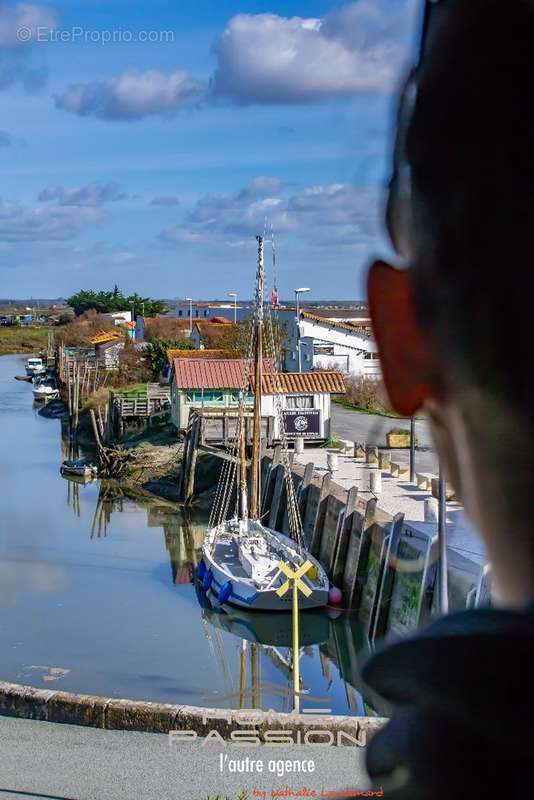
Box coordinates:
[0,680,388,743]
[48,691,108,728]
[416,472,435,491]
[390,462,410,479]
[0,681,57,721]
[431,478,457,501]
[106,698,182,733]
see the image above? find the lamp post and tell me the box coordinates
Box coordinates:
[410,416,416,483]
[438,461,449,615]
[228,292,238,324]
[185,297,193,335]
[294,287,311,372]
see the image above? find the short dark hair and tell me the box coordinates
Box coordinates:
[389,0,534,421]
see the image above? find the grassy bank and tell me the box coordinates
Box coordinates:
[0,326,51,355]
[333,397,402,419]
[333,397,425,421]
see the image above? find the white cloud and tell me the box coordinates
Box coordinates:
[53,2,417,121]
[159,178,382,249]
[0,197,103,241]
[54,69,207,120]
[38,182,126,206]
[212,1,414,104]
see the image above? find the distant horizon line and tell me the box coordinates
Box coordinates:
[0,297,368,306]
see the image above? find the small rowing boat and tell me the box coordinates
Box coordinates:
[60,459,98,479]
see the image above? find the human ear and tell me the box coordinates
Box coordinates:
[367,260,439,416]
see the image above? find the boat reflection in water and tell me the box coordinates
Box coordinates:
[62,477,385,716]
[196,580,385,716]
[199,584,330,647]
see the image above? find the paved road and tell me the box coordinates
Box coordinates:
[0,716,370,800]
[331,404,439,474]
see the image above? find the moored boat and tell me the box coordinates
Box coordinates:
[60,459,98,479]
[32,376,59,401]
[25,356,46,376]
[199,235,329,612]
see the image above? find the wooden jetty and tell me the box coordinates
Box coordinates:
[179,407,275,504]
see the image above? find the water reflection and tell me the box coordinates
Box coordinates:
[59,478,383,714]
[0,353,384,715]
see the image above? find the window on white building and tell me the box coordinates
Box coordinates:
[286,395,314,409]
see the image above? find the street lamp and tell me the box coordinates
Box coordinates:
[185,297,193,335]
[294,287,311,372]
[438,460,449,615]
[228,292,238,324]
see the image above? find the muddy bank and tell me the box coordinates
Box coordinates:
[120,445,222,509]
[99,427,221,509]
[61,405,221,508]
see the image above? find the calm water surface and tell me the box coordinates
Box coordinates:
[0,354,379,715]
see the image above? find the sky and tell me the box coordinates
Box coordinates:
[0,0,420,300]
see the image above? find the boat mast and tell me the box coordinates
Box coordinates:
[249,235,264,520]
[238,393,248,520]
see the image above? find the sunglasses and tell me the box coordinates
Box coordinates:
[385,0,448,257]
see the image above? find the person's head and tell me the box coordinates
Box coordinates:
[368,0,534,606]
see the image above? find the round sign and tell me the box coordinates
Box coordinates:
[294,415,309,432]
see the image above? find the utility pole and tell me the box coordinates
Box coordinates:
[438,461,449,614]
[410,416,416,483]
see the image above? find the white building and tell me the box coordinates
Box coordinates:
[281,310,381,378]
[260,371,345,440]
[101,310,133,325]
[169,301,250,324]
[169,357,345,440]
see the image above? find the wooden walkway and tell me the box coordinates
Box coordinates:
[112,384,170,419]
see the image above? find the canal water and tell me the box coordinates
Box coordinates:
[0,354,380,716]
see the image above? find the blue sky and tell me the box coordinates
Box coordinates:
[0,0,419,300]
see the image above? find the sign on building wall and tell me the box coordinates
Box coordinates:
[314,344,335,355]
[283,409,321,438]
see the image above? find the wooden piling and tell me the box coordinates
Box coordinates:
[331,486,359,587]
[309,472,332,557]
[342,497,377,608]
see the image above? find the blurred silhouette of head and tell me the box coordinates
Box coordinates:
[368,0,534,605]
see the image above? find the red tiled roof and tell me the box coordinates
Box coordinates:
[172,358,275,389]
[260,371,346,395]
[166,348,238,365]
[301,311,372,334]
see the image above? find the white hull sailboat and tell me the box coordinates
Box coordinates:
[201,518,329,611]
[199,235,329,612]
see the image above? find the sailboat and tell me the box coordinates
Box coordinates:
[199,235,329,611]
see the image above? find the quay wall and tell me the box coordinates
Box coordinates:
[0,680,387,741]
